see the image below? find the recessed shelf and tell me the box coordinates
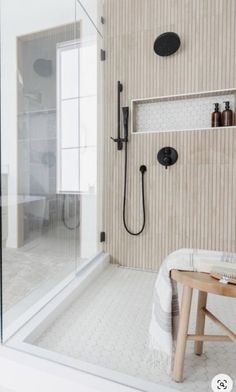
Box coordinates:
[131,88,236,134]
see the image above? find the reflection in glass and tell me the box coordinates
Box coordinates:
[61,99,79,149]
[1,18,98,329]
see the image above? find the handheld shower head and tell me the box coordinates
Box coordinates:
[122,107,129,127]
[122,107,129,141]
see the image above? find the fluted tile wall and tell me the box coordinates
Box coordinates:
[103,0,236,270]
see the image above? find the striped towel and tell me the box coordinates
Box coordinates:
[149,248,236,373]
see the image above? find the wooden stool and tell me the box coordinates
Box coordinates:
[171,270,236,382]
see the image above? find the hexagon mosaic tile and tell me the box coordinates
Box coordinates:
[134,94,235,133]
[33,265,236,392]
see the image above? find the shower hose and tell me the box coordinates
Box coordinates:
[123,140,147,236]
[62,194,80,231]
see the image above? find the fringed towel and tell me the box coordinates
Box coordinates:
[149,248,236,373]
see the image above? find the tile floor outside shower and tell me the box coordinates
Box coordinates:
[30,264,236,392]
[2,224,82,312]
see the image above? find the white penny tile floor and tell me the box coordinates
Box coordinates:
[32,265,236,392]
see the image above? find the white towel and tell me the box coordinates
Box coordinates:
[149,248,236,373]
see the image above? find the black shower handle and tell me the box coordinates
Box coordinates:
[111,82,127,151]
[110,136,123,150]
[122,107,129,141]
[122,107,129,126]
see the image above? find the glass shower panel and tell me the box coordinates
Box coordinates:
[1,0,88,339]
[61,100,79,148]
[74,0,101,261]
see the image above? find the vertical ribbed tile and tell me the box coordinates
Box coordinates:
[103,0,236,271]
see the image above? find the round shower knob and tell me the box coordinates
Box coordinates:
[157,147,178,169]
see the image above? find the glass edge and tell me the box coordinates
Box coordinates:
[0,0,3,343]
[76,0,103,39]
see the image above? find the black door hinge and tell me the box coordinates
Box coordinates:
[100,49,106,61]
[100,232,106,242]
[101,16,105,24]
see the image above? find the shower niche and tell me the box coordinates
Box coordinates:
[131,89,236,134]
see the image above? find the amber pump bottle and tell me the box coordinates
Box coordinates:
[211,103,221,127]
[222,101,233,127]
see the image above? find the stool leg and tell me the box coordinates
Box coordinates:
[173,285,193,383]
[194,291,207,355]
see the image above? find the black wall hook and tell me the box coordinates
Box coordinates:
[157,147,178,169]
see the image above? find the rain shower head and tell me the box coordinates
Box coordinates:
[33,58,52,77]
[154,32,181,56]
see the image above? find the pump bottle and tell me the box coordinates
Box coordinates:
[222,101,233,127]
[211,103,221,127]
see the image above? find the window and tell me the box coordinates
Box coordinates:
[57,40,97,193]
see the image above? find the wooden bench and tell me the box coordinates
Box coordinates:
[171,270,236,382]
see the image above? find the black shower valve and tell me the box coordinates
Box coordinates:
[157,147,178,169]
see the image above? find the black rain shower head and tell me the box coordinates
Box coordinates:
[154,32,181,57]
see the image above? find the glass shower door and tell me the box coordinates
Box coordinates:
[1,0,101,341]
[74,0,102,263]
